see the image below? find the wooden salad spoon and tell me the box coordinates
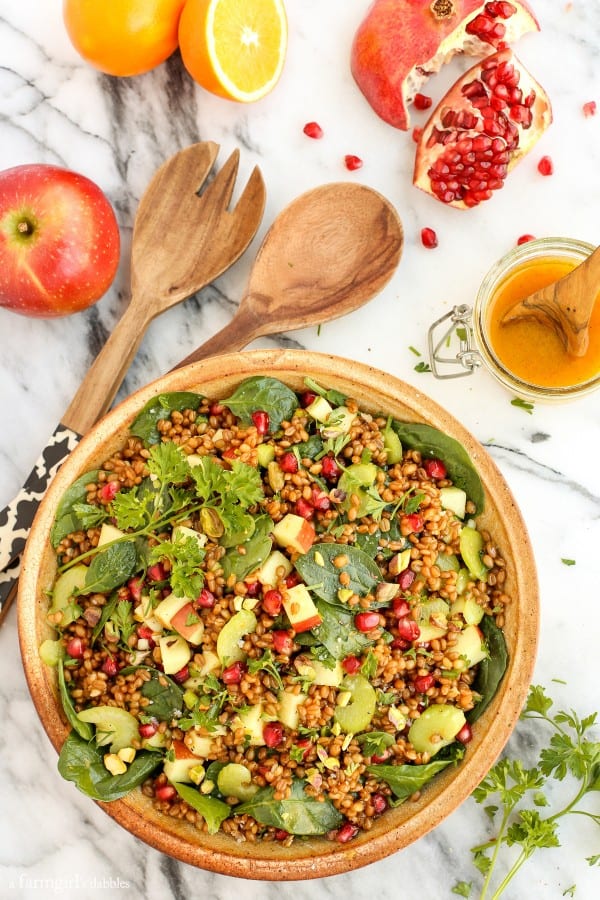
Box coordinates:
[174,181,404,368]
[501,244,600,357]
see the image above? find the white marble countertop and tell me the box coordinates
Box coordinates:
[1,1,599,898]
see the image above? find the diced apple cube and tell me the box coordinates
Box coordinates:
[277,690,307,730]
[282,584,322,633]
[164,739,201,783]
[172,524,207,550]
[159,634,192,675]
[452,624,488,668]
[272,513,316,555]
[233,703,265,746]
[155,593,204,644]
[98,522,125,546]
[254,549,293,587]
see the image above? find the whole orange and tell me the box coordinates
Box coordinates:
[63,0,186,77]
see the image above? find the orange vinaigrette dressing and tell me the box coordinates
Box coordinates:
[487,257,600,388]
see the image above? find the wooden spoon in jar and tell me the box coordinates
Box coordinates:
[501,244,600,357]
[174,181,404,368]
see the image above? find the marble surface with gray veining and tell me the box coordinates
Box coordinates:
[1,1,599,898]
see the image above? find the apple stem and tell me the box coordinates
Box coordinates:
[17,220,33,235]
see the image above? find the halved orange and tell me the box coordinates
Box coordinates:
[178,0,288,102]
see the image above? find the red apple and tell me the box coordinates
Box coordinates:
[0,163,120,317]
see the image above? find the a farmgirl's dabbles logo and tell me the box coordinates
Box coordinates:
[8,874,131,894]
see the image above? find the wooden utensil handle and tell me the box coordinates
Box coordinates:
[62,296,149,434]
[0,562,19,625]
[173,299,263,370]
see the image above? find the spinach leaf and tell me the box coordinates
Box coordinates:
[295,543,381,607]
[467,615,509,724]
[57,659,94,741]
[120,666,184,722]
[354,530,380,558]
[83,541,138,594]
[220,377,298,432]
[130,392,204,445]
[367,754,460,803]
[57,731,162,801]
[236,779,342,835]
[391,421,485,514]
[295,435,324,460]
[51,470,102,547]
[313,600,372,660]
[173,784,231,834]
[220,514,273,580]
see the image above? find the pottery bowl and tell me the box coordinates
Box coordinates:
[18,349,539,879]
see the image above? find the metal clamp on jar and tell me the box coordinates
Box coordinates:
[428,238,600,402]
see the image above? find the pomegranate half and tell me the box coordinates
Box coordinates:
[413,48,552,208]
[351,0,539,130]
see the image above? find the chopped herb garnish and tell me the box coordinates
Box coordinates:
[510,397,534,414]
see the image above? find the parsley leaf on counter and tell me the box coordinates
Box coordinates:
[510,397,534,414]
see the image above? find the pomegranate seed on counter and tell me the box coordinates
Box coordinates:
[344,154,363,171]
[517,234,536,245]
[303,121,323,139]
[537,155,554,176]
[420,227,438,249]
[583,100,597,117]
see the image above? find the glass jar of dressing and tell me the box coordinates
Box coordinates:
[428,237,600,401]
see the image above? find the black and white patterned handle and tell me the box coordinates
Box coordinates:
[0,423,81,621]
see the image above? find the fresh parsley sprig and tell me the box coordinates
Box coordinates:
[456,684,600,899]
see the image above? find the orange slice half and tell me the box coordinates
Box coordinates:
[179,0,288,102]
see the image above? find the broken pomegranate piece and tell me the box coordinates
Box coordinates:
[413,48,552,209]
[351,0,539,130]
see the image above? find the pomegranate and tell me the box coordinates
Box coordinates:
[351,0,539,130]
[414,48,552,208]
[344,154,363,171]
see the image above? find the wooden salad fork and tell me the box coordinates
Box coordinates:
[0,142,265,621]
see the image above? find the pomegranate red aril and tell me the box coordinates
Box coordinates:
[372,793,388,815]
[299,390,317,408]
[517,233,535,245]
[420,227,438,249]
[414,48,552,209]
[147,562,166,582]
[173,665,189,684]
[102,655,119,676]
[311,486,331,511]
[403,512,424,533]
[414,674,435,693]
[137,624,155,646]
[155,784,176,802]
[195,588,215,609]
[397,616,421,642]
[263,589,283,616]
[139,721,158,739]
[245,580,261,597]
[222,661,247,684]
[392,596,411,617]
[342,655,361,674]
[321,455,341,481]
[279,451,298,474]
[263,721,284,748]
[370,748,392,763]
[303,121,323,139]
[354,611,380,632]
[414,92,432,110]
[344,154,363,171]
[128,576,143,603]
[424,458,447,479]
[396,568,415,592]
[274,829,289,841]
[457,722,474,744]
[66,637,85,659]
[272,630,294,654]
[334,822,359,843]
[98,480,120,503]
[537,155,554,176]
[583,101,597,117]
[412,127,424,143]
[209,402,224,416]
[284,571,301,588]
[251,410,270,434]
[295,497,315,520]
